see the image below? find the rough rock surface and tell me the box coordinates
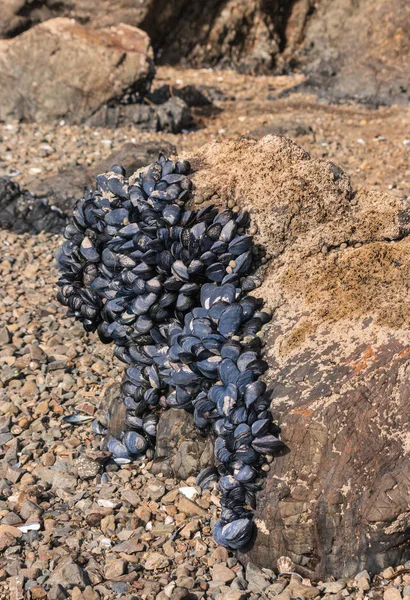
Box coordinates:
[180,135,410,578]
[0,17,154,123]
[293,0,410,105]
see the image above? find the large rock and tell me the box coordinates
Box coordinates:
[181,135,410,577]
[0,17,154,123]
[285,0,410,105]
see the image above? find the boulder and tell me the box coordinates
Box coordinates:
[0,17,154,123]
[178,135,410,577]
[286,0,410,105]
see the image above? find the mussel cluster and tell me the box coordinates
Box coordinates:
[56,155,282,550]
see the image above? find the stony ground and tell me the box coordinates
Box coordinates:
[1,67,410,599]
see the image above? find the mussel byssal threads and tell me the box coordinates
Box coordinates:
[56,154,284,550]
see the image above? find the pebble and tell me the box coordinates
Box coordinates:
[212,563,236,583]
[384,588,403,600]
[144,552,169,571]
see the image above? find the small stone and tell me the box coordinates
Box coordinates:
[384,588,402,600]
[74,456,100,479]
[0,327,11,345]
[48,558,90,590]
[355,571,370,582]
[212,564,236,584]
[19,499,43,520]
[321,581,347,594]
[144,552,169,571]
[245,562,270,593]
[224,593,249,600]
[112,583,129,594]
[357,576,370,591]
[178,495,207,517]
[171,587,191,600]
[144,481,166,501]
[104,559,127,580]
[30,586,47,599]
[121,489,141,507]
[403,586,410,597]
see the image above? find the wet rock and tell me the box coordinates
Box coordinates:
[148,84,222,106]
[0,18,154,123]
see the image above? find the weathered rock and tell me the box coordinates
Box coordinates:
[183,135,410,577]
[151,408,213,479]
[286,0,410,106]
[0,18,154,123]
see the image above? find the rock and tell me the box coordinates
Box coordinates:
[212,564,236,584]
[294,0,410,106]
[384,589,403,600]
[48,558,90,590]
[0,18,154,123]
[148,84,219,106]
[47,585,68,600]
[144,552,169,571]
[86,96,192,132]
[30,586,47,599]
[19,499,42,520]
[244,562,270,593]
[51,471,77,492]
[321,581,346,594]
[151,408,213,479]
[170,588,191,600]
[74,456,100,480]
[0,327,11,345]
[177,496,208,517]
[251,121,313,139]
[0,177,66,234]
[104,559,127,580]
[188,135,410,577]
[357,576,371,591]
